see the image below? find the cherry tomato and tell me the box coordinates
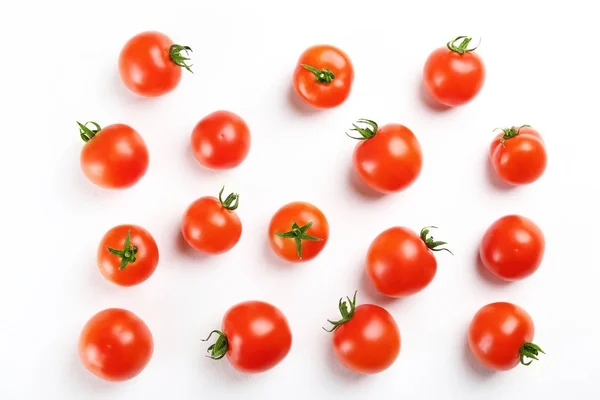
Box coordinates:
[423,36,485,107]
[480,215,545,281]
[78,121,149,189]
[203,301,292,373]
[366,226,452,297]
[181,187,242,254]
[79,308,154,381]
[191,110,251,170]
[349,119,422,193]
[490,125,547,185]
[118,31,192,97]
[268,201,329,262]
[97,225,159,286]
[468,302,544,371]
[325,292,400,374]
[293,44,354,109]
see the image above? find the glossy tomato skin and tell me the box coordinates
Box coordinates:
[333,304,400,374]
[293,45,354,109]
[181,196,242,254]
[80,124,149,189]
[480,215,545,281]
[223,301,292,373]
[79,308,154,381]
[468,302,534,371]
[353,124,422,193]
[268,201,329,262]
[191,111,251,170]
[97,225,159,286]
[490,127,547,185]
[119,31,181,97]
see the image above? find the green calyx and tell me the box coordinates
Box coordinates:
[519,342,545,366]
[107,230,138,270]
[446,36,479,54]
[169,44,193,73]
[275,221,322,259]
[420,226,453,255]
[77,121,102,142]
[301,64,335,84]
[202,330,229,360]
[323,291,358,332]
[346,119,378,140]
[497,124,531,146]
[219,186,240,211]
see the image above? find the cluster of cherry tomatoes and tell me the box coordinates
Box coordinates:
[77,31,549,382]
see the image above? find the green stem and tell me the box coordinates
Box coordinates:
[519,342,545,366]
[301,64,335,84]
[346,119,378,140]
[169,44,193,73]
[106,230,138,270]
[218,186,240,211]
[202,330,229,360]
[275,221,322,259]
[446,36,479,54]
[323,291,358,332]
[498,124,531,146]
[420,226,453,255]
[77,121,102,142]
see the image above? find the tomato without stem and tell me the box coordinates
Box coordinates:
[203,301,292,373]
[79,308,154,381]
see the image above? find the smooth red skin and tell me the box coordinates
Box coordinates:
[333,304,401,374]
[181,196,242,254]
[468,302,534,371]
[222,301,292,373]
[490,127,547,185]
[191,110,251,170]
[480,215,545,281]
[79,308,154,381]
[80,124,149,189]
[268,202,329,263]
[353,124,423,193]
[423,47,485,107]
[119,31,181,97]
[97,224,159,286]
[293,45,354,109]
[366,227,437,297]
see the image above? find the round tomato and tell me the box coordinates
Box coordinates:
[78,121,149,189]
[293,44,354,109]
[423,36,485,107]
[480,215,545,281]
[366,226,452,297]
[191,110,251,170]
[203,301,292,373]
[97,225,159,286]
[119,31,192,97]
[181,187,242,254]
[490,125,547,185]
[468,302,544,371]
[325,292,400,374]
[79,308,154,381]
[349,119,422,193]
[268,201,329,262]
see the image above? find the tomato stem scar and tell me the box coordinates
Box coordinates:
[301,64,335,84]
[275,221,322,259]
[107,230,139,270]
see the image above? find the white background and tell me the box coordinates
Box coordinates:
[1,0,599,398]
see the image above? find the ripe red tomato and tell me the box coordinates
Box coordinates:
[97,225,159,286]
[325,292,400,374]
[191,110,251,170]
[181,187,242,254]
[490,125,547,185]
[79,308,154,381]
[480,215,545,281]
[268,201,329,262]
[423,36,485,107]
[119,31,192,97]
[468,302,544,371]
[203,301,292,373]
[78,121,149,189]
[293,44,354,109]
[366,226,452,297]
[349,119,422,193]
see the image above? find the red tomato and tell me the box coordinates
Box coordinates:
[119,31,192,97]
[490,125,547,185]
[349,119,423,193]
[423,36,485,107]
[181,187,242,254]
[78,121,149,189]
[468,302,544,371]
[480,215,545,281]
[366,226,452,297]
[203,301,292,373]
[97,225,159,286]
[79,308,154,381]
[293,45,354,109]
[191,110,251,170]
[268,201,329,262]
[325,292,400,374]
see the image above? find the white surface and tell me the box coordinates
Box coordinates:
[1,0,599,398]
